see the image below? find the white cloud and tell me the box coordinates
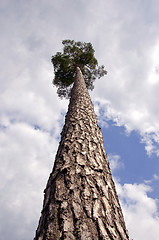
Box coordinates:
[93,37,159,155]
[93,102,109,128]
[89,1,159,156]
[0,122,58,239]
[108,154,124,172]
[144,173,159,184]
[116,182,159,240]
[153,174,159,180]
[0,5,69,237]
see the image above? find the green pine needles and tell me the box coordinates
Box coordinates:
[52,40,107,98]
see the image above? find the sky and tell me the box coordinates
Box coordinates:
[1,0,159,239]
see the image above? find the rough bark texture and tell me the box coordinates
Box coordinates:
[34,67,129,240]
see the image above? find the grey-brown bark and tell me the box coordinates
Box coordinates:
[34,67,129,240]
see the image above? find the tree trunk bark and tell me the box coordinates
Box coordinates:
[34,67,129,240]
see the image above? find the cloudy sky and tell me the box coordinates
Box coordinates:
[1,0,159,239]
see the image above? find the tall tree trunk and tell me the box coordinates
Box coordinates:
[34,67,129,240]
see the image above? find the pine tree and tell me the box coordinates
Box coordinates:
[34,41,129,240]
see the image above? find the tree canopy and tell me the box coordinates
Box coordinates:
[51,40,107,98]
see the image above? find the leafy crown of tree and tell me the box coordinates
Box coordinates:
[51,40,107,98]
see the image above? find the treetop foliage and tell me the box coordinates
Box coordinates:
[52,40,107,98]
